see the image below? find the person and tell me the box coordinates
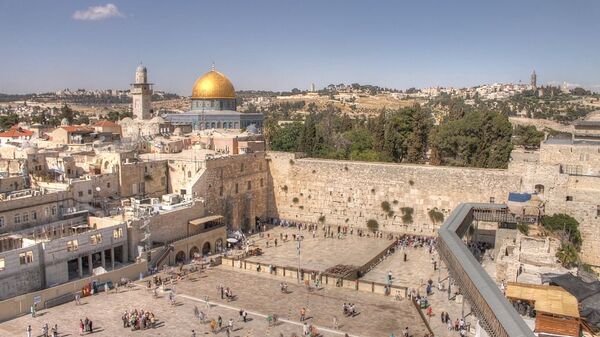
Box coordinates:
[403,326,409,337]
[79,319,84,335]
[26,325,32,337]
[75,292,81,305]
[217,316,222,330]
[300,307,306,321]
[191,329,197,337]
[42,324,48,337]
[210,319,217,333]
[333,316,339,330]
[228,318,233,331]
[52,324,58,337]
[243,310,248,323]
[89,319,93,333]
[105,282,109,295]
[303,322,309,336]
[30,304,36,318]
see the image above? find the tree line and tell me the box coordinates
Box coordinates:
[266,103,520,169]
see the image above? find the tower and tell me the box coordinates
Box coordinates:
[131,64,153,120]
[530,70,537,90]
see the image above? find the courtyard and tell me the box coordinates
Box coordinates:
[0,267,429,337]
[244,226,394,273]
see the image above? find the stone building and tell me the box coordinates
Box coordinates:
[131,65,152,120]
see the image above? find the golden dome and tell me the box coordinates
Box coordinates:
[191,70,236,99]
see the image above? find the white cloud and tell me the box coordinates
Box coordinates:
[73,3,123,21]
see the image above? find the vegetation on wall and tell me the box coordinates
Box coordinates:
[367,219,379,233]
[400,207,414,224]
[318,215,326,223]
[428,209,444,224]
[292,197,299,203]
[517,222,529,235]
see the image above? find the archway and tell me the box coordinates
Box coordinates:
[202,242,211,255]
[189,246,200,260]
[175,251,186,264]
[215,239,224,253]
[534,184,545,194]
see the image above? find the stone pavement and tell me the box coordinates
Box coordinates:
[244,226,393,272]
[0,267,429,337]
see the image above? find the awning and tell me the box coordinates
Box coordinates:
[506,282,579,318]
[189,215,223,226]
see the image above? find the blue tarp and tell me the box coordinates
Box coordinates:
[508,192,531,203]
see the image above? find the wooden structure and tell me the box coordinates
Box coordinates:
[506,282,580,337]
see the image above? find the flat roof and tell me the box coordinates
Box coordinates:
[506,283,579,318]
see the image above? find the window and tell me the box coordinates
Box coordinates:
[113,228,123,239]
[260,178,264,188]
[489,197,495,203]
[88,189,92,195]
[19,251,33,265]
[51,206,57,216]
[0,216,4,227]
[67,240,79,252]
[90,233,102,245]
[0,258,4,271]
[161,177,166,186]
[566,196,573,202]
[247,181,251,190]
[107,182,111,188]
[31,211,37,220]
[22,213,29,223]
[240,164,244,172]
[44,207,50,217]
[597,205,600,217]
[219,186,223,197]
[235,183,239,194]
[14,213,20,224]
[78,191,83,197]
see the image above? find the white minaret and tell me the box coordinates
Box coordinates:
[131,64,152,120]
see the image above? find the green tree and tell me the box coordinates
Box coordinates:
[541,213,582,249]
[0,113,19,129]
[513,125,544,149]
[269,122,303,152]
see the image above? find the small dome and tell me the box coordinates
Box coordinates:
[120,117,133,124]
[136,64,147,72]
[192,69,235,99]
[150,116,165,124]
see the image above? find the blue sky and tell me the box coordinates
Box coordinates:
[0,1,599,94]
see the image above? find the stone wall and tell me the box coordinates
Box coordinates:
[267,152,522,235]
[189,153,269,231]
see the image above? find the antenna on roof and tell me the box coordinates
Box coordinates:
[211,62,215,71]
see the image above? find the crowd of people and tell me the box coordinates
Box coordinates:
[121,309,158,331]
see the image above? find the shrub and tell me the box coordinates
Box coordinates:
[381,201,391,213]
[344,166,349,171]
[556,242,579,268]
[428,209,444,224]
[292,197,299,203]
[299,205,304,210]
[318,215,326,223]
[392,200,399,205]
[289,159,295,165]
[370,188,375,194]
[517,222,529,235]
[367,219,379,233]
[541,213,581,249]
[282,185,288,192]
[400,207,414,224]
[409,180,414,186]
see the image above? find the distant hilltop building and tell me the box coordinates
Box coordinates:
[163,65,263,131]
[530,70,537,90]
[131,64,153,120]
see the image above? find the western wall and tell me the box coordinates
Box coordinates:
[266,148,600,265]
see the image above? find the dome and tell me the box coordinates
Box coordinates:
[136,64,147,72]
[150,116,165,124]
[192,70,235,99]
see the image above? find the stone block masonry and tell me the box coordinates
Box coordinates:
[267,152,522,235]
